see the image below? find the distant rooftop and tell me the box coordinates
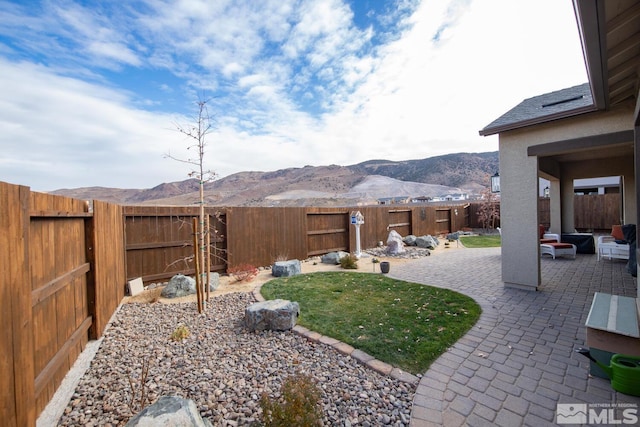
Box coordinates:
[479,83,595,136]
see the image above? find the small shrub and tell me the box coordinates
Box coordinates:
[274,253,289,262]
[339,254,358,269]
[127,358,150,414]
[228,263,259,282]
[170,325,190,341]
[260,373,323,426]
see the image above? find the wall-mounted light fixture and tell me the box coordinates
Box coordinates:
[490,172,500,193]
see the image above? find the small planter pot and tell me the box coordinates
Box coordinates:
[380,261,390,274]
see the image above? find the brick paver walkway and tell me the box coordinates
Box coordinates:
[388,247,640,426]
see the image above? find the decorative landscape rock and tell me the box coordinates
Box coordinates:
[386,230,405,254]
[57,293,416,426]
[403,235,417,246]
[161,273,220,298]
[271,259,302,277]
[245,299,300,331]
[415,235,439,250]
[321,251,350,264]
[125,395,213,427]
[367,246,431,259]
[446,232,459,241]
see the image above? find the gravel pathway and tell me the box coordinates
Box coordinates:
[57,292,415,426]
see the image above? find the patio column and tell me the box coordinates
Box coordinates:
[560,172,576,232]
[548,179,562,235]
[499,134,540,291]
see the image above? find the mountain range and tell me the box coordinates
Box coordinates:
[51,151,498,206]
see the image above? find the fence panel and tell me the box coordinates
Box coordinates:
[91,200,126,339]
[538,198,550,228]
[573,194,621,230]
[1,181,127,425]
[388,209,411,237]
[306,211,349,256]
[538,194,620,231]
[226,207,307,268]
[123,206,227,283]
[29,191,92,415]
[435,208,452,235]
[0,182,35,427]
[354,206,389,249]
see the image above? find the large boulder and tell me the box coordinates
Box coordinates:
[415,235,439,250]
[272,259,302,277]
[403,235,417,246]
[321,251,350,264]
[161,273,219,298]
[245,299,300,331]
[386,230,405,255]
[125,395,213,427]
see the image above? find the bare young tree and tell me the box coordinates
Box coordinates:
[477,187,500,231]
[166,97,217,312]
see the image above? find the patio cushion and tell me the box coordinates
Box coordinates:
[611,225,625,241]
[547,242,574,249]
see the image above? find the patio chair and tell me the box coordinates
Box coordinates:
[539,224,559,243]
[597,225,630,261]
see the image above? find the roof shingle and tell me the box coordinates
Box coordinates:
[479,83,594,136]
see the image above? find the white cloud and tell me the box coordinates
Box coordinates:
[0,0,587,192]
[87,41,142,67]
[310,0,587,164]
[0,60,183,190]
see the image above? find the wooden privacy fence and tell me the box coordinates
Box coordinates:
[124,204,470,283]
[538,193,621,230]
[124,195,623,284]
[1,181,125,427]
[1,184,622,426]
[123,205,227,284]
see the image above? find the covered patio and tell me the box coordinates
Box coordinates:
[479,0,639,294]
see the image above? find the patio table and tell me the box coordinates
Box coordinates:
[561,233,595,254]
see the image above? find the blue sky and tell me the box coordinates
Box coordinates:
[0,0,587,191]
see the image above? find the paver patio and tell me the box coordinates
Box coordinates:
[388,246,640,427]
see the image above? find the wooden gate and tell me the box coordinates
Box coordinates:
[1,182,125,426]
[29,198,93,415]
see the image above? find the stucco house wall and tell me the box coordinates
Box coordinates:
[498,104,635,290]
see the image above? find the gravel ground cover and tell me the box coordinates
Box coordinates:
[57,292,415,426]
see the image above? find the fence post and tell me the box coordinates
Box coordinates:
[0,182,36,427]
[85,210,97,340]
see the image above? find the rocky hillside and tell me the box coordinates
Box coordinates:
[350,152,498,194]
[51,151,498,206]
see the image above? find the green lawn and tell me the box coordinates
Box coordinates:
[459,234,501,248]
[261,272,481,374]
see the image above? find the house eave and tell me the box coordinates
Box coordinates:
[573,0,608,110]
[478,104,598,137]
